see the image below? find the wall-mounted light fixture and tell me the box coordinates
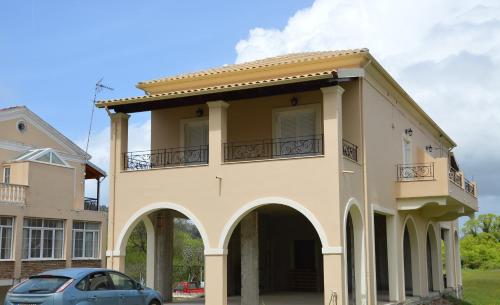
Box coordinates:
[196,107,204,117]
[426,145,442,153]
[290,96,299,106]
[405,128,413,136]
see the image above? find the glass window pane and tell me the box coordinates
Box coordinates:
[50,153,64,165]
[84,232,93,258]
[54,230,64,259]
[74,231,83,258]
[36,153,51,163]
[30,230,41,258]
[22,228,29,259]
[88,273,113,291]
[43,230,54,258]
[0,227,12,259]
[73,222,84,230]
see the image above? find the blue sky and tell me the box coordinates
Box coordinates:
[2,0,499,219]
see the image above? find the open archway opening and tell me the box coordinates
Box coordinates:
[122,209,206,304]
[345,203,365,305]
[402,217,420,298]
[426,224,439,293]
[226,204,324,305]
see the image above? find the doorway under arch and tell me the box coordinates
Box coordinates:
[402,216,420,297]
[344,202,365,305]
[225,204,326,305]
[426,223,440,292]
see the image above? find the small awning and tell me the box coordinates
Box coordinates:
[85,161,106,180]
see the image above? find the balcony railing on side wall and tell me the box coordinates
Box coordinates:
[342,139,358,162]
[223,135,323,162]
[0,183,27,204]
[464,179,475,196]
[84,197,99,211]
[125,145,209,171]
[448,168,463,187]
[397,163,435,181]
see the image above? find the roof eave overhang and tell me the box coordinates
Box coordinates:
[97,72,339,113]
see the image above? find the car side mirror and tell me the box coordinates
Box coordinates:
[136,282,143,290]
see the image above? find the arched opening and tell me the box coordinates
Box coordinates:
[119,206,207,304]
[226,204,325,305]
[426,224,439,293]
[344,203,365,305]
[402,216,420,298]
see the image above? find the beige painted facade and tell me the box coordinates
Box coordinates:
[0,106,107,300]
[98,49,478,305]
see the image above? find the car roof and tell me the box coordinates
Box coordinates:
[38,268,110,279]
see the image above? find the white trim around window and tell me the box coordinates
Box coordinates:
[0,216,14,260]
[2,167,10,184]
[22,218,65,260]
[72,221,100,259]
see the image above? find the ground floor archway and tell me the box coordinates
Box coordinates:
[226,204,325,305]
[402,216,420,297]
[426,223,440,292]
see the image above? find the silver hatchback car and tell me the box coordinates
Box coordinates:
[4,268,163,305]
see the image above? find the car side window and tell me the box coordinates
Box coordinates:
[109,272,135,290]
[88,272,114,291]
[75,277,88,291]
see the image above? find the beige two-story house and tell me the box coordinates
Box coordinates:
[97,49,478,305]
[0,106,107,300]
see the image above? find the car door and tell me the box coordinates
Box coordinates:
[86,272,119,305]
[108,271,145,305]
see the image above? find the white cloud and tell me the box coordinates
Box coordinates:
[236,0,500,212]
[81,119,151,205]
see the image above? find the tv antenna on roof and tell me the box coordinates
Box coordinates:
[85,78,114,155]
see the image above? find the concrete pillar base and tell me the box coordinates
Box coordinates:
[205,254,227,305]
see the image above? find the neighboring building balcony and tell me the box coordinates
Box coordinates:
[395,157,478,220]
[0,183,28,204]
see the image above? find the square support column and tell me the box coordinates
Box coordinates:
[107,112,130,267]
[321,86,344,163]
[205,253,228,305]
[207,101,229,166]
[323,252,344,305]
[241,211,259,305]
[155,210,174,302]
[443,229,455,289]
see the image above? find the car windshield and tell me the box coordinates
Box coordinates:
[12,276,71,294]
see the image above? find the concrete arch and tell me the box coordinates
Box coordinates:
[343,198,367,305]
[425,222,441,292]
[218,196,329,250]
[402,215,421,297]
[115,201,210,254]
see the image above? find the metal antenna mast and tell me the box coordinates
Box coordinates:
[85,78,114,155]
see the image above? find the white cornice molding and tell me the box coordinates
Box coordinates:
[0,139,87,163]
[0,106,90,159]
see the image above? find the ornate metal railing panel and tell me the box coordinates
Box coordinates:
[448,168,463,187]
[397,163,435,181]
[464,179,475,196]
[224,135,323,162]
[0,183,27,204]
[84,197,99,211]
[125,146,209,170]
[342,139,358,162]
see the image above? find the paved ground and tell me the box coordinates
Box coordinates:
[166,292,323,305]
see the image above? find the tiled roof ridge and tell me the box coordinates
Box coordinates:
[138,48,368,86]
[0,105,26,112]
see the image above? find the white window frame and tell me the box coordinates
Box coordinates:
[15,148,69,167]
[2,167,10,184]
[272,104,322,139]
[179,117,209,148]
[402,135,412,165]
[72,221,100,259]
[22,218,65,260]
[0,217,14,260]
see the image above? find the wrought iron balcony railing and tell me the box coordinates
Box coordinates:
[397,163,435,181]
[125,145,209,170]
[224,135,323,162]
[448,168,463,186]
[464,179,475,195]
[0,183,27,204]
[342,139,358,162]
[84,197,99,211]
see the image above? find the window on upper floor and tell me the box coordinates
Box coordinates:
[2,167,10,184]
[0,217,13,260]
[15,148,68,167]
[72,221,100,259]
[22,218,64,260]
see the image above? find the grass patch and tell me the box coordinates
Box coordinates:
[461,269,500,305]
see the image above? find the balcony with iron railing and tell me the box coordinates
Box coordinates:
[123,136,359,170]
[0,183,28,204]
[395,158,478,218]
